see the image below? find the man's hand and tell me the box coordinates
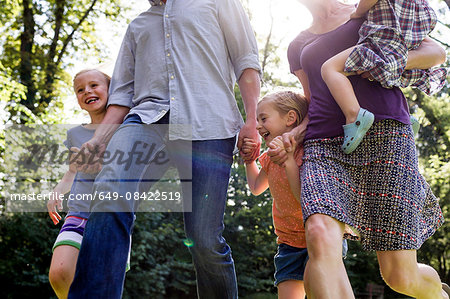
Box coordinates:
[73,105,130,174]
[269,136,290,168]
[241,137,259,163]
[73,139,105,174]
[238,119,261,163]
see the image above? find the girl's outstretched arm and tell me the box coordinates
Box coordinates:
[245,161,269,195]
[47,155,77,225]
[243,138,269,195]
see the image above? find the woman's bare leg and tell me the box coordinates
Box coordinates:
[377,250,448,299]
[304,214,354,299]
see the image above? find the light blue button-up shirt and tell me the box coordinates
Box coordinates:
[108,0,261,140]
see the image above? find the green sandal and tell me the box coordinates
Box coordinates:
[342,108,374,154]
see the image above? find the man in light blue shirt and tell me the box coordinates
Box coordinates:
[69,0,261,298]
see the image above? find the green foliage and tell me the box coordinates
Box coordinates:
[0,61,29,123]
[409,90,450,283]
[225,161,277,296]
[344,241,384,293]
[123,213,197,298]
[0,213,58,299]
[0,62,25,103]
[0,0,21,21]
[0,0,126,119]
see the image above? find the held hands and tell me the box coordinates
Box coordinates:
[74,138,104,174]
[271,136,288,153]
[238,119,261,164]
[268,133,297,167]
[241,138,260,164]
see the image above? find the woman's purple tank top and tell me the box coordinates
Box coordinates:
[288,18,410,140]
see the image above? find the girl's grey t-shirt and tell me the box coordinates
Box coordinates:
[63,125,96,219]
[287,18,410,140]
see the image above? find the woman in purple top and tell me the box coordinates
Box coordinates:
[272,0,448,298]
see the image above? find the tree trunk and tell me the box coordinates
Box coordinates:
[41,0,66,109]
[40,0,98,109]
[19,0,36,110]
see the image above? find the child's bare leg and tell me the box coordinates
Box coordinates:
[278,280,306,299]
[321,47,360,124]
[49,245,79,299]
[322,47,375,154]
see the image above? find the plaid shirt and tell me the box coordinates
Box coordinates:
[345,0,447,94]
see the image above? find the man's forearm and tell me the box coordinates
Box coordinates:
[238,68,260,122]
[93,105,130,144]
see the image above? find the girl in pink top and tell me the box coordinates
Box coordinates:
[243,90,309,299]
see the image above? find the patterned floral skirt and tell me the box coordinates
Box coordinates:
[300,120,444,251]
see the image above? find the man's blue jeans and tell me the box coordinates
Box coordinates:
[69,114,238,298]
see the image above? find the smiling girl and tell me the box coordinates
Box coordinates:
[47,69,110,298]
[242,90,309,298]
